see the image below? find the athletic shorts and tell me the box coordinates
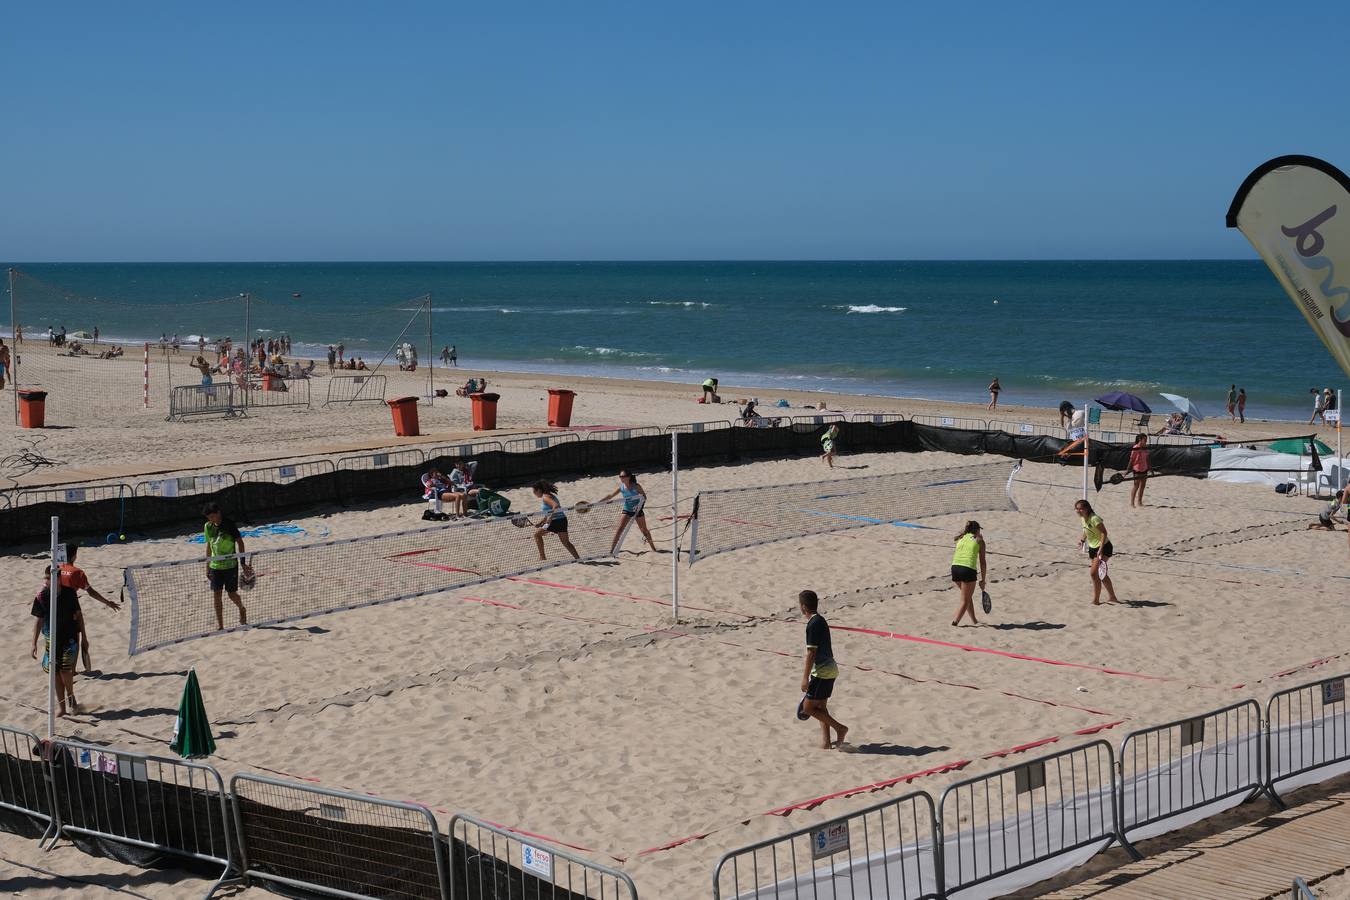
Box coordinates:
[208,566,240,593]
[42,635,78,674]
[806,676,836,700]
[1088,541,1114,560]
[621,506,645,519]
[545,518,569,534]
[1320,513,1334,528]
[951,565,978,583]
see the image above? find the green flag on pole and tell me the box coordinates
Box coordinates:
[169,668,215,758]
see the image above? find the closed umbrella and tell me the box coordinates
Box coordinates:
[1159,392,1206,422]
[169,669,216,758]
[1095,391,1151,429]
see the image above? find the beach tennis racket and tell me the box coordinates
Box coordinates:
[796,694,810,721]
[1096,558,1109,580]
[981,590,992,614]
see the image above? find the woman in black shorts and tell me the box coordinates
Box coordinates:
[949,520,987,626]
[532,480,581,562]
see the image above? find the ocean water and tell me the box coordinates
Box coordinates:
[5,260,1342,420]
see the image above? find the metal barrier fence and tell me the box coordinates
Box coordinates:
[1294,876,1316,899]
[428,440,505,459]
[938,740,1122,895]
[712,790,938,900]
[792,413,847,427]
[325,374,388,407]
[584,426,665,441]
[168,383,242,421]
[336,448,427,471]
[134,473,236,498]
[240,375,312,411]
[0,723,54,837]
[851,412,907,424]
[49,738,233,896]
[1267,671,1350,806]
[14,482,132,507]
[1118,700,1263,848]
[239,459,337,484]
[231,774,450,900]
[502,433,582,454]
[665,420,732,433]
[987,419,1063,437]
[911,415,990,430]
[450,812,639,899]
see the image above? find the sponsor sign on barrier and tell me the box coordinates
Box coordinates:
[239,459,336,484]
[134,473,235,498]
[451,813,638,899]
[912,414,990,430]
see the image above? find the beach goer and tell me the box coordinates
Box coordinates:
[821,423,840,468]
[448,460,480,516]
[1237,388,1246,424]
[597,470,658,555]
[327,345,336,372]
[949,521,987,627]
[532,480,580,562]
[1324,388,1338,417]
[1059,400,1076,429]
[1311,387,1327,425]
[1227,384,1237,421]
[449,345,457,367]
[1129,433,1150,507]
[0,339,9,390]
[1075,499,1120,605]
[203,502,250,631]
[440,345,450,367]
[31,567,81,716]
[987,377,1001,411]
[420,467,455,520]
[93,326,99,345]
[702,377,719,403]
[798,590,848,750]
[1308,485,1348,531]
[337,343,345,365]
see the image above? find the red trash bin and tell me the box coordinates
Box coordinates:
[261,373,275,392]
[547,388,576,427]
[470,392,500,431]
[17,390,47,429]
[387,396,420,436]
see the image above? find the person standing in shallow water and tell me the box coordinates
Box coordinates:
[799,590,848,750]
[1237,388,1246,424]
[987,377,1001,411]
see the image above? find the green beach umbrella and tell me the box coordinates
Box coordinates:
[169,669,216,758]
[1269,438,1333,455]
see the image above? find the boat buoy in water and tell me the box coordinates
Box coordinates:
[993,299,999,304]
[292,292,302,298]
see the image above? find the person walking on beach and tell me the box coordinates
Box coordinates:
[597,470,659,555]
[1129,433,1151,507]
[1237,388,1247,424]
[1227,384,1237,421]
[449,345,457,367]
[92,326,99,345]
[440,345,450,367]
[798,590,847,750]
[327,345,336,372]
[0,339,10,391]
[1310,388,1327,425]
[821,423,840,468]
[203,502,251,631]
[987,377,1001,411]
[337,342,345,366]
[1075,499,1120,605]
[949,521,987,626]
[531,480,580,562]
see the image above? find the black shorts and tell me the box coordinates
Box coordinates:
[545,518,569,534]
[1319,514,1334,528]
[620,508,646,520]
[1088,541,1114,560]
[806,676,835,700]
[208,566,239,593]
[951,565,978,583]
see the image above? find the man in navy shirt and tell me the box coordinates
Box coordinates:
[800,590,848,749]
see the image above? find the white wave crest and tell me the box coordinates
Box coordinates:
[648,300,713,308]
[837,304,907,314]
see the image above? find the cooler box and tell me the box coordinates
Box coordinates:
[387,396,420,436]
[471,392,500,431]
[18,390,47,428]
[547,388,576,427]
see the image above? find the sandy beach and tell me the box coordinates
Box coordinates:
[3,350,1348,897]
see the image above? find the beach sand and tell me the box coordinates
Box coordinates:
[3,352,1349,897]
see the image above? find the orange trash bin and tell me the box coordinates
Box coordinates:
[387,396,420,436]
[18,390,47,428]
[547,388,576,427]
[262,373,275,392]
[470,392,500,431]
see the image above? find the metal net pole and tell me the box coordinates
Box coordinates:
[48,517,60,738]
[426,294,433,405]
[671,431,680,621]
[9,268,17,425]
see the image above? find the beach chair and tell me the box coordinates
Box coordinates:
[1087,407,1102,426]
[1132,413,1150,429]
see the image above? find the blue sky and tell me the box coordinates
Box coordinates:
[4,2,1348,261]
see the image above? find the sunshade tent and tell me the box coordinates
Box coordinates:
[1269,438,1333,455]
[1095,391,1151,429]
[1159,392,1205,422]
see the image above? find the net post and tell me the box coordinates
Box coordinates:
[1338,389,1344,490]
[672,430,680,622]
[48,516,61,739]
[9,267,17,426]
[143,342,150,408]
[242,293,251,369]
[426,293,433,406]
[1082,402,1090,500]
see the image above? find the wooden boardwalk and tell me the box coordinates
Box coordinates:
[1039,789,1350,899]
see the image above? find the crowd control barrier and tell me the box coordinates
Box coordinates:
[503,432,582,454]
[988,419,1063,438]
[450,812,639,899]
[240,375,311,411]
[337,448,427,472]
[427,440,505,460]
[0,724,54,839]
[239,459,337,485]
[1266,671,1350,807]
[231,774,450,900]
[851,412,906,424]
[937,740,1123,895]
[711,790,939,900]
[665,419,732,433]
[911,414,990,430]
[1117,700,1263,849]
[135,473,236,499]
[324,374,388,407]
[793,413,846,427]
[585,425,664,441]
[168,383,243,421]
[14,482,131,508]
[49,739,233,896]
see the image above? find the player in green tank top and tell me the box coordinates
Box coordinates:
[949,521,987,626]
[203,502,250,631]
